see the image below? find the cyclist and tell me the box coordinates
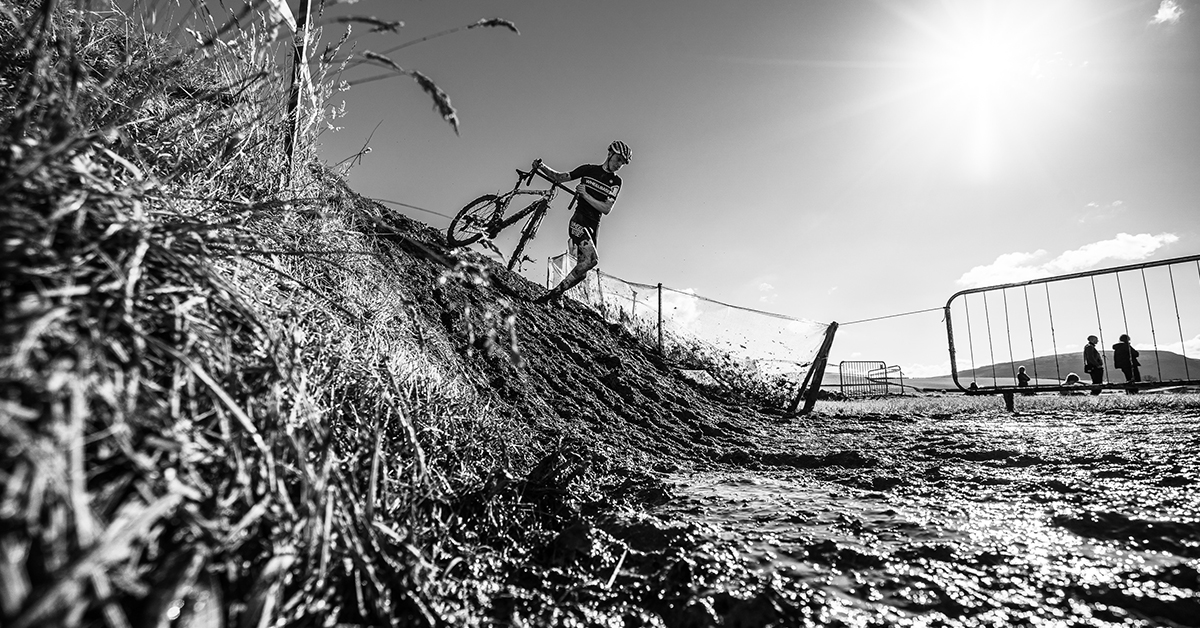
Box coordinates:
[534,140,632,305]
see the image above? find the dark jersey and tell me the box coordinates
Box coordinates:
[566,164,621,241]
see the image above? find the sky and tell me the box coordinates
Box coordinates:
[309,0,1200,378]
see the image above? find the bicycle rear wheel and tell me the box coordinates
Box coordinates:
[447,194,502,247]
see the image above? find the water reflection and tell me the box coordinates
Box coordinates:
[654,410,1200,626]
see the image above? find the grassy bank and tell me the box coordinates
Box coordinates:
[0,3,641,625]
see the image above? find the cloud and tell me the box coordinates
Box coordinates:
[956,233,1180,287]
[902,361,952,378]
[956,249,1050,287]
[1151,0,1183,24]
[1079,200,1126,222]
[758,282,778,304]
[1050,233,1179,272]
[1136,335,1200,357]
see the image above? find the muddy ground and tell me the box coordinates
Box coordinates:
[389,203,1199,627]
[655,406,1200,627]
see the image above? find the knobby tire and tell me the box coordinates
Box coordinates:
[447,194,503,247]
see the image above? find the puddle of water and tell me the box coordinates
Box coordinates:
[652,411,1200,626]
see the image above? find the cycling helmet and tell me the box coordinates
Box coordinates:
[608,140,632,162]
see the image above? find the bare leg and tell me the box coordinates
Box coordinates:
[556,239,597,292]
[539,236,597,303]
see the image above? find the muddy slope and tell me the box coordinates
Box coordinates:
[377,193,793,471]
[358,182,1200,627]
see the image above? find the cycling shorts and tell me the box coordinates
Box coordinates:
[568,221,597,248]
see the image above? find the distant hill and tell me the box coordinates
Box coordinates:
[903,349,1200,390]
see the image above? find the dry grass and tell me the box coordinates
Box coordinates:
[0,2,609,626]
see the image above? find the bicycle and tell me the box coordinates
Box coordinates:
[446,159,577,271]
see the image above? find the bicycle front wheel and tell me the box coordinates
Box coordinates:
[447,194,502,247]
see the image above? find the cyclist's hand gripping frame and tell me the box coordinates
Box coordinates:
[516,159,579,210]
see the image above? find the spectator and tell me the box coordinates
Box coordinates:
[1083,335,1105,396]
[1112,333,1141,394]
[1060,372,1086,395]
[1017,366,1032,394]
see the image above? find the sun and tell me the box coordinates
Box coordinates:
[868,1,1087,181]
[903,5,1048,113]
[937,34,1031,96]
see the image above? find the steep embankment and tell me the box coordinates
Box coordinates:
[365,176,793,472]
[0,3,822,625]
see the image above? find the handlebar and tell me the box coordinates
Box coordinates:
[516,159,578,196]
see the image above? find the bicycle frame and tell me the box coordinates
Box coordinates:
[448,160,583,270]
[489,188,555,235]
[491,162,578,270]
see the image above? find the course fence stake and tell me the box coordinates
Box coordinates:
[285,0,312,185]
[787,322,838,416]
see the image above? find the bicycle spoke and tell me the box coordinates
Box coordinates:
[460,215,484,231]
[447,194,504,246]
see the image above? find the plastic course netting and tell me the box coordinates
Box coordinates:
[548,253,831,379]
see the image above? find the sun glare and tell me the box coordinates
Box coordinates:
[870,2,1089,182]
[941,36,1029,94]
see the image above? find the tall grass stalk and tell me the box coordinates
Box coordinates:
[0,2,617,626]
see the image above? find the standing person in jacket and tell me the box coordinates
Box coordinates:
[1112,333,1141,393]
[1017,366,1031,394]
[534,140,631,305]
[1083,335,1105,396]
